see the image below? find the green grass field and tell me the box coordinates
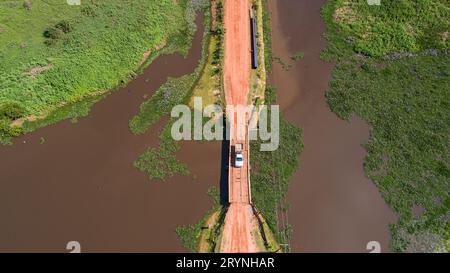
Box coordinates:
[323,0,449,58]
[323,0,449,252]
[0,0,196,143]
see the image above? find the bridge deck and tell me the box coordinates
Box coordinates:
[228,112,251,204]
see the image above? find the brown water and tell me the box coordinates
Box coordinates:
[0,15,222,252]
[269,0,397,252]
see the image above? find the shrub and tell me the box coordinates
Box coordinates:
[43,26,63,40]
[0,102,25,120]
[55,20,73,33]
[0,118,22,144]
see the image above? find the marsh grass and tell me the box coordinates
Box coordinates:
[130,2,211,181]
[323,0,450,252]
[0,0,196,143]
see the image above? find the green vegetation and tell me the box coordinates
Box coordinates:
[190,0,224,107]
[253,207,282,252]
[211,0,225,75]
[249,0,267,103]
[323,0,449,58]
[248,0,304,248]
[0,102,25,144]
[0,102,25,120]
[130,1,210,136]
[0,122,21,144]
[262,0,273,73]
[134,122,189,180]
[250,103,304,246]
[130,1,210,181]
[129,73,202,135]
[176,215,206,252]
[176,186,226,252]
[0,0,199,143]
[22,93,105,134]
[323,0,450,252]
[43,19,74,46]
[177,199,207,252]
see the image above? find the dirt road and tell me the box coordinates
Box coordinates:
[223,0,251,106]
[220,0,258,253]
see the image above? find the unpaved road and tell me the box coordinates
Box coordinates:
[223,0,251,106]
[220,0,258,253]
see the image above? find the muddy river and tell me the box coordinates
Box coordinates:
[269,0,397,252]
[0,15,222,252]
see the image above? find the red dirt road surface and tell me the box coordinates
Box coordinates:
[220,0,258,253]
[223,0,251,106]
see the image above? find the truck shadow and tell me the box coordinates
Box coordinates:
[219,117,230,206]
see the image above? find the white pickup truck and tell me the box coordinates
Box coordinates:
[235,144,244,168]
